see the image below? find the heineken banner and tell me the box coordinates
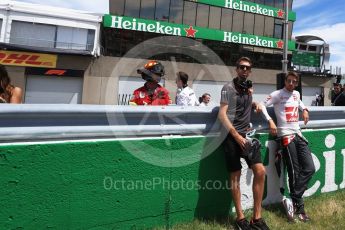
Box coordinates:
[196,0,296,21]
[292,51,321,67]
[103,14,295,51]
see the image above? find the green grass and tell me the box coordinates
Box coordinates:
[155,189,345,230]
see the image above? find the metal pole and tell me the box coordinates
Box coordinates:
[282,0,289,73]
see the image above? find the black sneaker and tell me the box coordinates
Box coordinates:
[235,218,251,230]
[250,218,270,230]
[294,203,311,222]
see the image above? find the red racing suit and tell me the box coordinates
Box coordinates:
[130,83,170,105]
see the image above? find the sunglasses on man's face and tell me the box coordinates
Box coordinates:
[286,79,298,84]
[238,65,252,71]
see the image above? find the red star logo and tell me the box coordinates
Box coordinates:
[277,9,285,18]
[276,40,284,49]
[184,26,198,38]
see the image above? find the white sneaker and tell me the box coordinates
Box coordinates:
[282,197,294,222]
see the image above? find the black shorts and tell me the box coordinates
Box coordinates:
[222,134,262,172]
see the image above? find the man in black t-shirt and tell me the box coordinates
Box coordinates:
[331,83,345,106]
[218,57,269,230]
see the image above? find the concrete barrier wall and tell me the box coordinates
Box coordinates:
[1,128,345,229]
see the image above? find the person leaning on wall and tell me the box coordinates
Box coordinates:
[218,56,269,230]
[0,64,23,104]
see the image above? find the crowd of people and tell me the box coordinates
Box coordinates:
[129,60,212,106]
[2,58,343,229]
[218,57,315,229]
[130,58,319,229]
[130,60,344,108]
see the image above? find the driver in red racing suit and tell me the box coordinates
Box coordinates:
[130,60,171,106]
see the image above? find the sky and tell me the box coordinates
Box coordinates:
[13,0,109,13]
[13,0,345,75]
[293,0,345,75]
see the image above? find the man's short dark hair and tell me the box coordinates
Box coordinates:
[285,71,300,82]
[236,57,253,67]
[177,71,189,85]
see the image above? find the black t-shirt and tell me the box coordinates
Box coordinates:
[333,92,345,106]
[220,80,252,134]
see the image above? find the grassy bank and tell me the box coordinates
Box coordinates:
[156,189,345,230]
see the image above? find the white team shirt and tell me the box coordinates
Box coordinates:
[176,86,200,106]
[261,88,307,137]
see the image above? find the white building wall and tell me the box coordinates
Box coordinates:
[0,0,102,55]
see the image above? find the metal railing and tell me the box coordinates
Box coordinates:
[0,104,344,142]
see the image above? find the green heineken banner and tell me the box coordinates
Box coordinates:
[196,0,296,21]
[292,51,321,67]
[103,14,295,51]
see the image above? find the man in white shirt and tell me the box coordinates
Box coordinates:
[260,71,315,222]
[175,71,199,106]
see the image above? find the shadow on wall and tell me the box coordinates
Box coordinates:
[194,136,232,222]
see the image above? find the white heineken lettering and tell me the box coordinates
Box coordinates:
[147,24,155,32]
[132,18,137,30]
[223,32,273,48]
[225,0,232,8]
[233,2,240,9]
[256,5,262,14]
[236,159,254,211]
[173,27,181,35]
[255,36,263,46]
[123,20,132,30]
[340,149,345,189]
[262,141,285,204]
[240,133,345,207]
[156,22,164,34]
[223,32,232,42]
[321,150,338,193]
[224,0,274,17]
[232,35,238,43]
[111,16,123,29]
[304,153,321,197]
[317,134,345,193]
[138,22,147,32]
[165,26,173,34]
[268,40,274,47]
[110,16,181,36]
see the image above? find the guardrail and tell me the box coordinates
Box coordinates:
[0,104,345,142]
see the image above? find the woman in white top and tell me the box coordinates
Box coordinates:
[175,71,199,106]
[199,93,211,106]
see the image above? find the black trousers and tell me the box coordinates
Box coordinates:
[282,135,315,205]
